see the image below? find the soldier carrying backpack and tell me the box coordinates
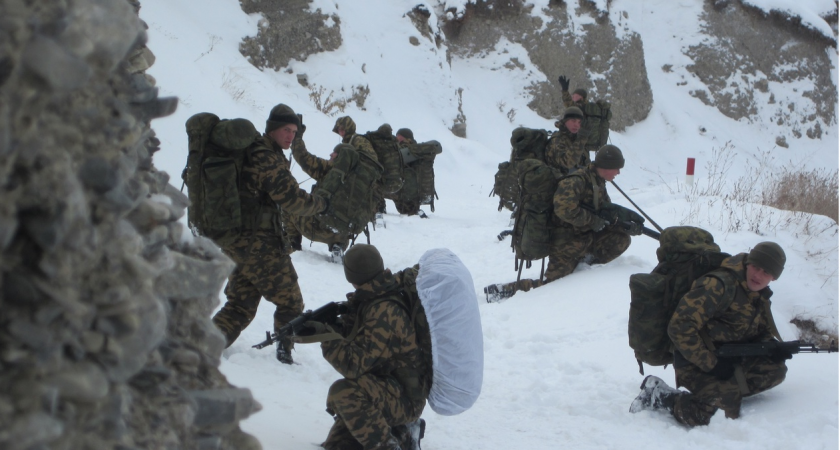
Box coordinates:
[291,245,482,450]
[630,240,792,427]
[394,128,443,217]
[557,75,613,153]
[289,120,383,263]
[181,104,327,365]
[485,145,644,302]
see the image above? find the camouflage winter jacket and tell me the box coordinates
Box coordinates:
[322,270,427,388]
[668,253,777,372]
[222,136,326,251]
[544,124,589,174]
[552,163,610,233]
[561,90,586,109]
[290,137,332,182]
[346,133,380,163]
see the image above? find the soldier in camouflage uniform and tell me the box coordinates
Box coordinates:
[334,116,385,222]
[314,244,430,450]
[211,103,327,364]
[285,123,351,261]
[485,145,637,301]
[392,128,422,215]
[559,75,588,109]
[631,242,790,426]
[544,106,589,174]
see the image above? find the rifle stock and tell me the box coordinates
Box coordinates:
[252,301,348,349]
[716,340,837,358]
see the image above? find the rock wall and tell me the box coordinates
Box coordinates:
[438,0,653,131]
[0,1,259,449]
[239,0,342,71]
[684,1,836,145]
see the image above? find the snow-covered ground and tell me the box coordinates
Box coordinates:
[140,0,838,448]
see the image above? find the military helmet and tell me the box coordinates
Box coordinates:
[563,106,584,121]
[396,128,414,141]
[594,144,625,169]
[747,241,786,279]
[572,88,587,100]
[265,103,299,134]
[332,116,357,136]
[344,244,384,285]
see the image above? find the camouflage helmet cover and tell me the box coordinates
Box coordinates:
[333,116,357,136]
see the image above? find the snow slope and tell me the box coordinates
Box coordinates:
[140,0,838,448]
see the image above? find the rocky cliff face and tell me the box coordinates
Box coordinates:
[0,1,259,449]
[685,1,836,146]
[238,0,836,142]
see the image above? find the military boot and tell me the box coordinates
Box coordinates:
[484,283,515,303]
[330,244,345,265]
[276,340,294,365]
[629,375,682,413]
[371,435,402,450]
[393,419,425,450]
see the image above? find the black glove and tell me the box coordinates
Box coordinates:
[590,217,607,233]
[709,358,736,380]
[295,113,306,139]
[624,221,643,236]
[769,344,793,363]
[558,75,570,91]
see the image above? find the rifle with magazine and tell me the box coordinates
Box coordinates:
[716,340,837,359]
[252,301,348,349]
[580,204,661,240]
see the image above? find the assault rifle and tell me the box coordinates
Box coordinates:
[252,301,348,349]
[716,340,837,358]
[579,204,661,240]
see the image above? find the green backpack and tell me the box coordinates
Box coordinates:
[490,127,549,212]
[582,100,612,151]
[510,159,561,266]
[398,140,442,209]
[362,130,404,194]
[314,144,383,236]
[182,113,261,248]
[628,226,732,374]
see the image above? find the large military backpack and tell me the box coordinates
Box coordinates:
[582,100,612,151]
[510,159,561,275]
[398,140,443,211]
[490,127,549,212]
[182,113,261,248]
[362,130,404,194]
[398,248,483,415]
[628,226,731,374]
[314,144,383,236]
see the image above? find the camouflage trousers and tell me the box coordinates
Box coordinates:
[212,235,304,348]
[672,356,787,426]
[505,227,630,292]
[322,374,424,450]
[283,212,350,252]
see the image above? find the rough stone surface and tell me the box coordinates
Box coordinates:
[685,1,836,140]
[237,0,835,141]
[238,0,342,70]
[0,1,258,449]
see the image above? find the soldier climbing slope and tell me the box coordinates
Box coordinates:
[286,118,352,263]
[211,103,327,365]
[630,242,791,426]
[485,145,643,302]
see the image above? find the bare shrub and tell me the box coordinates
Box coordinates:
[762,168,838,223]
[790,316,839,350]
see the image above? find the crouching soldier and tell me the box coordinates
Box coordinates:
[485,145,639,301]
[304,244,429,450]
[630,242,790,426]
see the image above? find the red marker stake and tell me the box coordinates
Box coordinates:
[686,157,695,186]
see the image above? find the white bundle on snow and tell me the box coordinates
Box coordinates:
[416,248,484,416]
